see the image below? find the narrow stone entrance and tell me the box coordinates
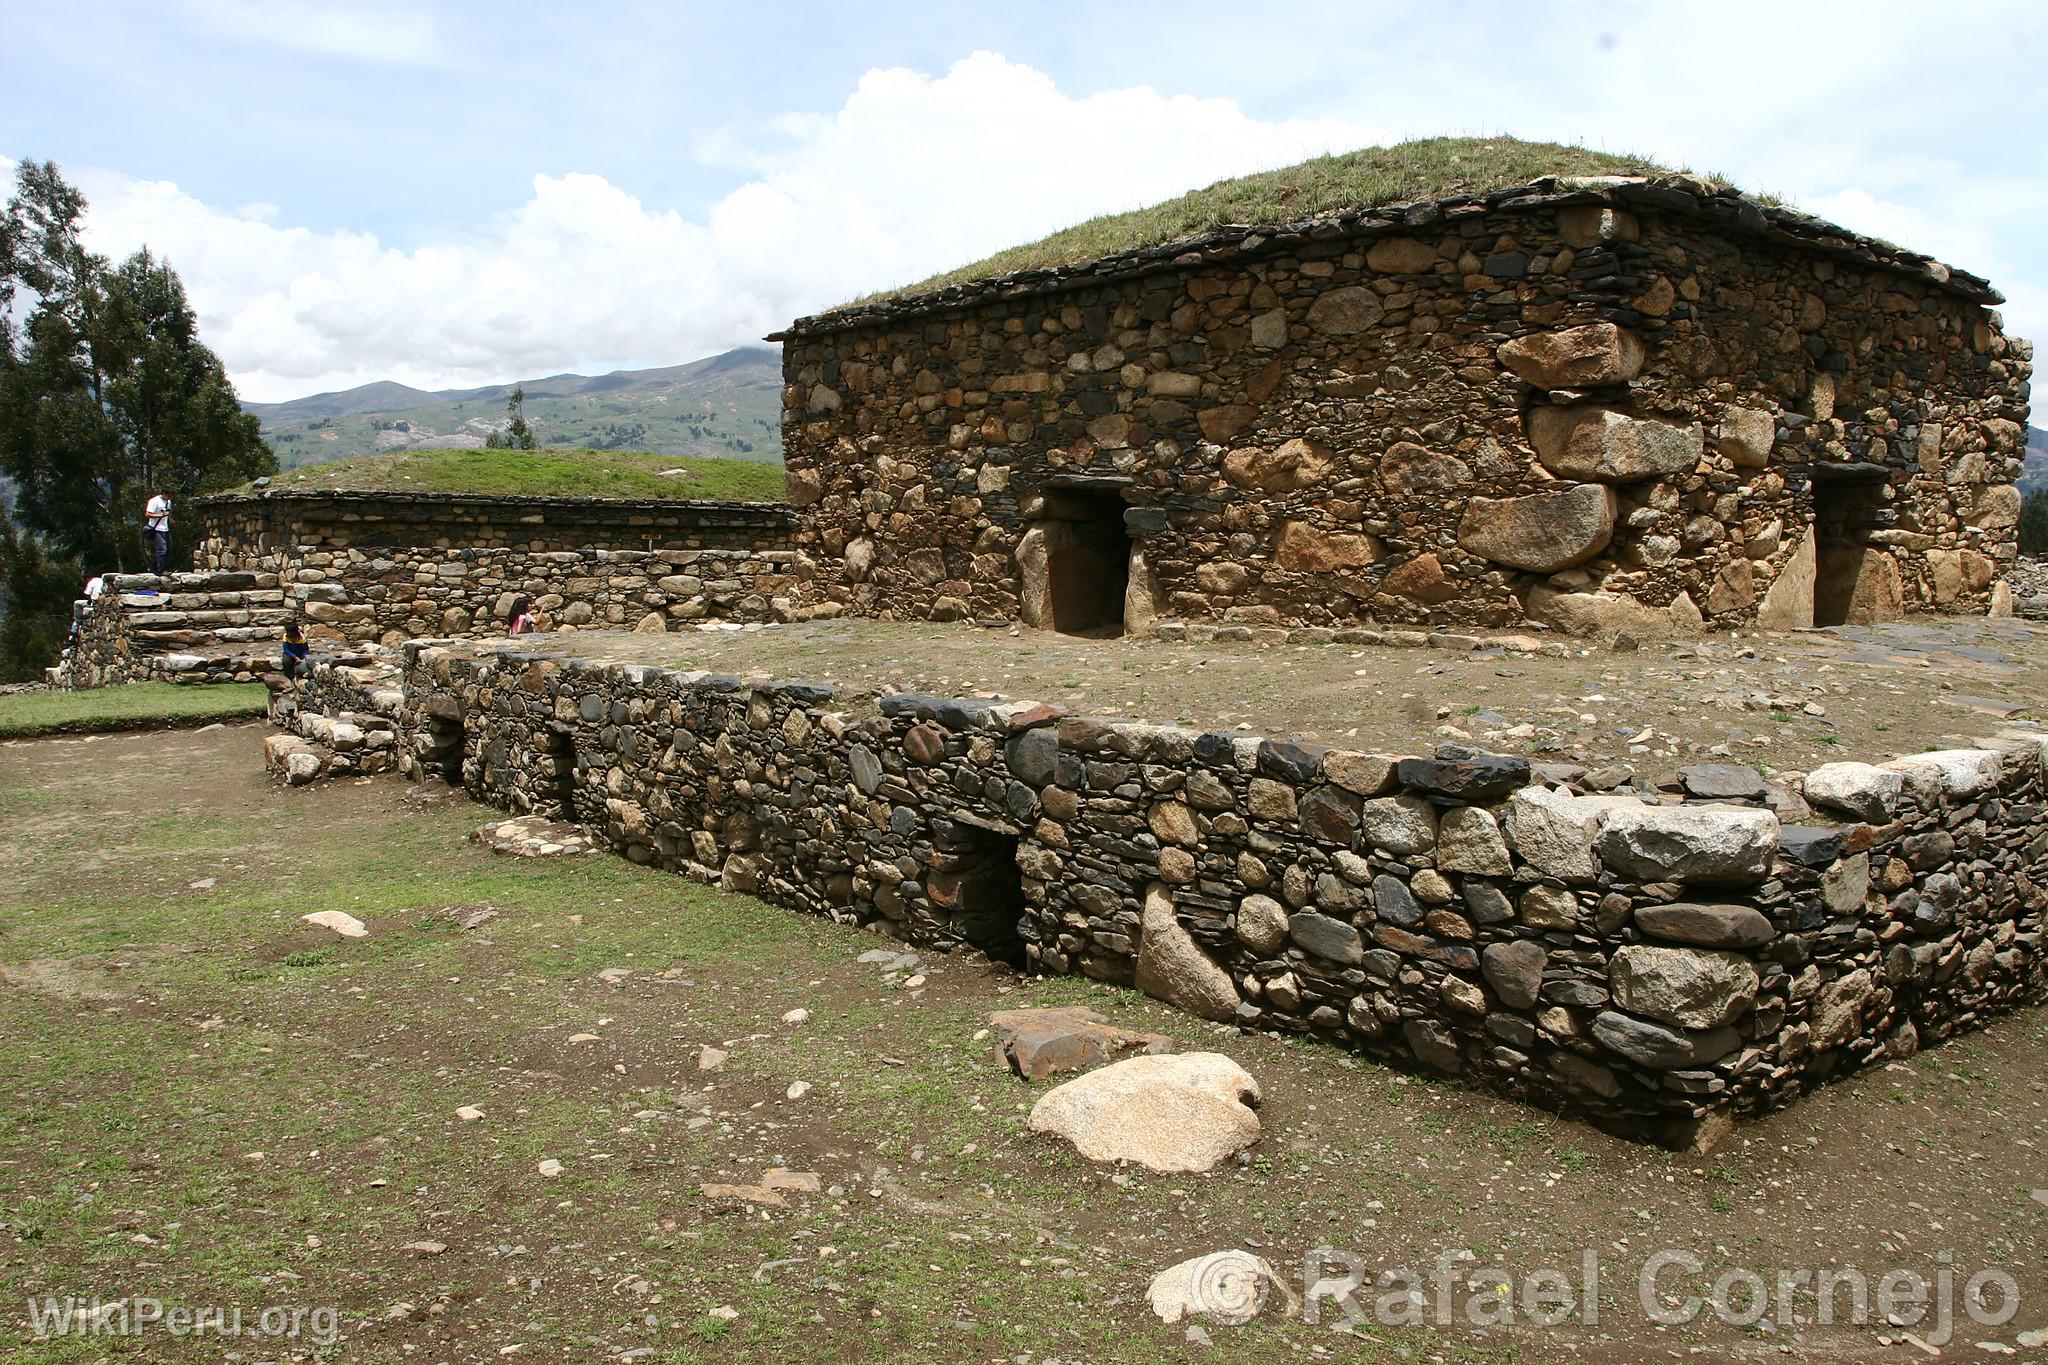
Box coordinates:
[1020,486,1132,637]
[422,708,465,787]
[926,816,1028,966]
[546,727,579,820]
[1811,466,1894,627]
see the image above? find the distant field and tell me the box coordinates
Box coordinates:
[252,346,785,470]
[243,447,789,502]
[0,682,268,738]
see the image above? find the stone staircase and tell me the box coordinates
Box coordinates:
[264,652,406,783]
[62,571,299,687]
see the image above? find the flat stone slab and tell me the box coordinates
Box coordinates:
[471,815,601,858]
[988,1005,1175,1080]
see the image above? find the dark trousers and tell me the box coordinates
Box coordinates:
[147,528,170,574]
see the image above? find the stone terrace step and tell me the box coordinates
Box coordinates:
[134,625,284,648]
[125,607,295,629]
[118,589,288,611]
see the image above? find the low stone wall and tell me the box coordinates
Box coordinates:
[178,491,808,647]
[283,640,2048,1149]
[262,656,406,781]
[285,545,809,644]
[64,572,287,688]
[192,490,794,563]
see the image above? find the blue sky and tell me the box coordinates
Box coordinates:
[4,0,2044,401]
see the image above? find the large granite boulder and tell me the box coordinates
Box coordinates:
[1594,804,1779,883]
[1134,884,1240,1022]
[1802,762,1905,821]
[1609,945,1759,1029]
[1527,407,1703,483]
[1028,1052,1261,1172]
[1458,484,1616,573]
[1497,322,1645,388]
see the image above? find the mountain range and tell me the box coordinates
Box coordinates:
[246,346,784,469]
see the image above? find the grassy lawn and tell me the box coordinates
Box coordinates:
[240,448,788,503]
[0,683,269,738]
[859,136,1697,303]
[1,726,2043,1363]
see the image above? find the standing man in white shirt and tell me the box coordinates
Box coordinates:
[144,490,172,575]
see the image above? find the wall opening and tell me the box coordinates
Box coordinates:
[926,817,1027,966]
[1034,488,1131,637]
[428,716,465,787]
[547,727,579,821]
[1811,468,1889,627]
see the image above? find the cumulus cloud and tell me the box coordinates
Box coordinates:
[37,53,1385,401]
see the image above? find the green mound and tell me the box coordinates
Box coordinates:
[0,683,269,738]
[234,447,788,503]
[861,136,1689,304]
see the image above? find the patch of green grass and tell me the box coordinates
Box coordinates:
[0,682,268,738]
[237,447,787,502]
[856,136,1696,304]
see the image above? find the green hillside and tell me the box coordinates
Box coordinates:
[248,346,783,470]
[2024,425,2048,496]
[861,136,1690,303]
[241,447,787,502]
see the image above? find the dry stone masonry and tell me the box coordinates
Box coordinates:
[62,493,804,685]
[279,638,2048,1150]
[192,490,792,562]
[775,174,2030,638]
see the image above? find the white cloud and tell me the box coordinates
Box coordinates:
[16,46,2039,404]
[181,0,439,65]
[36,52,1384,401]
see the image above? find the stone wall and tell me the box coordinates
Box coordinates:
[279,546,808,645]
[192,490,794,564]
[181,490,807,647]
[288,640,2048,1149]
[64,572,287,687]
[776,176,2030,636]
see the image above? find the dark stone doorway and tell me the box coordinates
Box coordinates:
[926,817,1028,966]
[1027,487,1131,637]
[1811,467,1890,627]
[547,727,579,820]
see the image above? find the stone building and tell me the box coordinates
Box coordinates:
[775,171,2030,637]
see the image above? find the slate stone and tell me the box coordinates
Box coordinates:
[1481,940,1546,1010]
[1678,764,1768,802]
[1005,728,1060,787]
[1258,740,1328,784]
[1591,1011,1739,1070]
[1298,785,1362,844]
[1776,826,1843,867]
[1402,1018,1463,1073]
[1372,874,1424,927]
[1395,754,1531,800]
[1288,910,1364,965]
[1123,506,1170,536]
[1632,902,1775,949]
[1462,881,1515,924]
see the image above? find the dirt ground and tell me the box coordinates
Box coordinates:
[487,616,2048,780]
[2,725,2046,1363]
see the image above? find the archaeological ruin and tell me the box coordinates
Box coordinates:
[53,155,2048,1152]
[775,173,2030,638]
